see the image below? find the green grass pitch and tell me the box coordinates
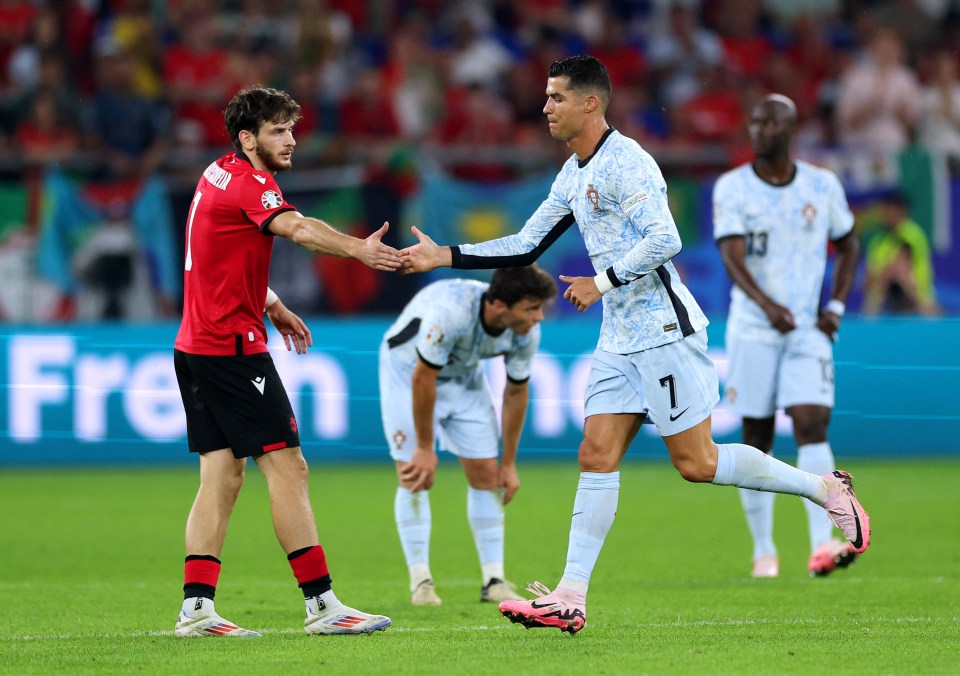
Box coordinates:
[0,458,957,674]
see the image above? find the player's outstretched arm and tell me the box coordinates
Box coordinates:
[269,212,401,271]
[400,226,453,274]
[265,295,313,354]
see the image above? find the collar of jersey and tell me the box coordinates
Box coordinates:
[577,126,616,169]
[478,293,506,337]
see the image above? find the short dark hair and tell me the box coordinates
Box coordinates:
[548,55,612,110]
[224,87,302,151]
[486,265,557,307]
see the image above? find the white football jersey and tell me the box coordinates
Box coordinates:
[713,161,854,342]
[454,129,708,355]
[382,279,539,381]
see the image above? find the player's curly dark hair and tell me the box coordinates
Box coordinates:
[487,265,557,307]
[224,87,302,152]
[548,55,612,110]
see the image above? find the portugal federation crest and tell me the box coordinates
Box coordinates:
[261,190,283,209]
[586,184,601,211]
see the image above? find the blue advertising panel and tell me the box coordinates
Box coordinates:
[1,317,958,466]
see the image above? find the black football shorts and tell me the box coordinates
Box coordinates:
[174,350,300,458]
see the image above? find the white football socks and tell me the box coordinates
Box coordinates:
[713,443,828,504]
[796,442,836,551]
[558,471,620,595]
[739,485,777,559]
[395,486,432,590]
[467,486,505,584]
[306,589,342,615]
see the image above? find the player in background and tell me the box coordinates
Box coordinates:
[399,56,871,634]
[173,86,400,637]
[381,266,556,606]
[713,94,861,578]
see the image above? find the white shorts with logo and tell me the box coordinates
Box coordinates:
[584,329,720,436]
[379,344,500,462]
[724,325,834,418]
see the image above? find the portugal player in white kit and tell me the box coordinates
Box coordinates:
[173,87,399,637]
[713,95,861,578]
[400,57,871,634]
[380,266,555,606]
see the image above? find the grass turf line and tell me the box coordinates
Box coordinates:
[0,460,957,674]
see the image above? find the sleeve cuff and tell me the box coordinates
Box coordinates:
[594,267,622,295]
[450,246,463,269]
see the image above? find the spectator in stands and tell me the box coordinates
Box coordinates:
[98,0,163,100]
[435,82,514,181]
[871,0,941,58]
[85,37,169,178]
[863,191,938,316]
[919,49,960,169]
[163,15,233,148]
[672,65,744,146]
[0,0,36,76]
[71,200,169,320]
[647,2,724,108]
[382,21,445,141]
[715,0,772,81]
[445,11,514,91]
[339,66,401,143]
[14,87,77,165]
[835,27,920,151]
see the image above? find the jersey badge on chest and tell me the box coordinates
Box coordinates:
[802,203,817,228]
[586,184,602,211]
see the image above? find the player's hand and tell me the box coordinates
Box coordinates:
[400,446,438,492]
[498,463,520,505]
[559,274,602,312]
[266,300,313,354]
[356,222,402,271]
[400,227,451,274]
[817,310,841,340]
[762,300,796,333]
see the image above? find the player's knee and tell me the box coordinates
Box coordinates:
[671,455,713,483]
[577,437,617,472]
[222,468,245,500]
[793,419,828,445]
[467,471,497,490]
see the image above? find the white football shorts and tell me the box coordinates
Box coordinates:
[724,325,835,418]
[584,329,720,436]
[379,344,500,462]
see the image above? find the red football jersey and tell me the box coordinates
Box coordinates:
[175,152,296,356]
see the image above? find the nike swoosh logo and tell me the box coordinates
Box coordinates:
[530,599,555,609]
[572,511,584,517]
[253,174,267,184]
[848,498,863,550]
[669,406,691,422]
[251,376,265,395]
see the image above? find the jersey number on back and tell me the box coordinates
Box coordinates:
[184,190,203,271]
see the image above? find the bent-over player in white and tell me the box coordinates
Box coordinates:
[399,56,871,634]
[381,266,556,606]
[713,94,861,578]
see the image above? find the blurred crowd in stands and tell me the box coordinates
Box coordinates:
[0,0,954,320]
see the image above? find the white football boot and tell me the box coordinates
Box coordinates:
[304,594,391,635]
[174,597,261,637]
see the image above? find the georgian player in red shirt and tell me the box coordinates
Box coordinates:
[173,86,400,637]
